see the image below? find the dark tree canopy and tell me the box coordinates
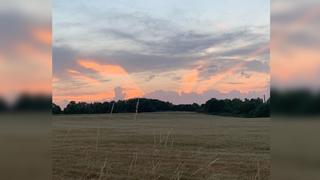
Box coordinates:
[271,89,320,116]
[0,98,8,112]
[13,94,51,111]
[52,103,62,114]
[54,97,270,118]
[201,98,269,117]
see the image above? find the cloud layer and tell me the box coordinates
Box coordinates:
[53,0,270,107]
[0,8,51,103]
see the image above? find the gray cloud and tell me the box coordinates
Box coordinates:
[219,42,269,58]
[240,71,251,78]
[53,46,113,83]
[53,43,269,82]
[197,64,219,79]
[99,24,264,57]
[157,30,260,56]
[106,51,195,73]
[0,11,50,54]
[53,46,78,76]
[57,8,268,57]
[54,7,269,76]
[53,6,269,98]
[52,1,270,105]
[146,75,156,81]
[243,60,269,73]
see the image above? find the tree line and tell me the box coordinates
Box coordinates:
[0,94,51,112]
[53,97,270,117]
[271,89,320,116]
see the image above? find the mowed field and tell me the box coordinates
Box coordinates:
[52,112,270,180]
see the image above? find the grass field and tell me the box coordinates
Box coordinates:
[52,112,270,180]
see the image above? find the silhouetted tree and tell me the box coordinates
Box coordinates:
[203,97,269,117]
[56,97,270,117]
[0,98,8,112]
[13,94,51,111]
[271,89,320,115]
[52,103,62,114]
[250,99,270,117]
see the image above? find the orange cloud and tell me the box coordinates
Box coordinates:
[67,68,101,85]
[77,59,144,99]
[15,42,51,68]
[196,62,245,93]
[177,59,269,95]
[0,22,51,102]
[32,27,52,46]
[178,40,270,95]
[1,42,51,100]
[78,59,127,76]
[0,72,51,98]
[217,72,269,93]
[179,69,198,94]
[271,47,320,82]
[120,87,144,99]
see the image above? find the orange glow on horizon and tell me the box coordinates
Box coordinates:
[53,90,115,107]
[177,60,268,95]
[196,62,245,93]
[179,69,198,94]
[52,59,145,105]
[216,72,269,93]
[271,47,320,82]
[15,42,51,68]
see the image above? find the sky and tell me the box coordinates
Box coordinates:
[271,0,320,91]
[0,0,51,103]
[53,0,270,107]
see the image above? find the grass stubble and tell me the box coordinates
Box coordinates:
[52,112,270,180]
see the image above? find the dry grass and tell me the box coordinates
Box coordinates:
[52,112,270,179]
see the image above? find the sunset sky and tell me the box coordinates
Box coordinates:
[0,0,51,103]
[271,0,320,90]
[53,0,270,107]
